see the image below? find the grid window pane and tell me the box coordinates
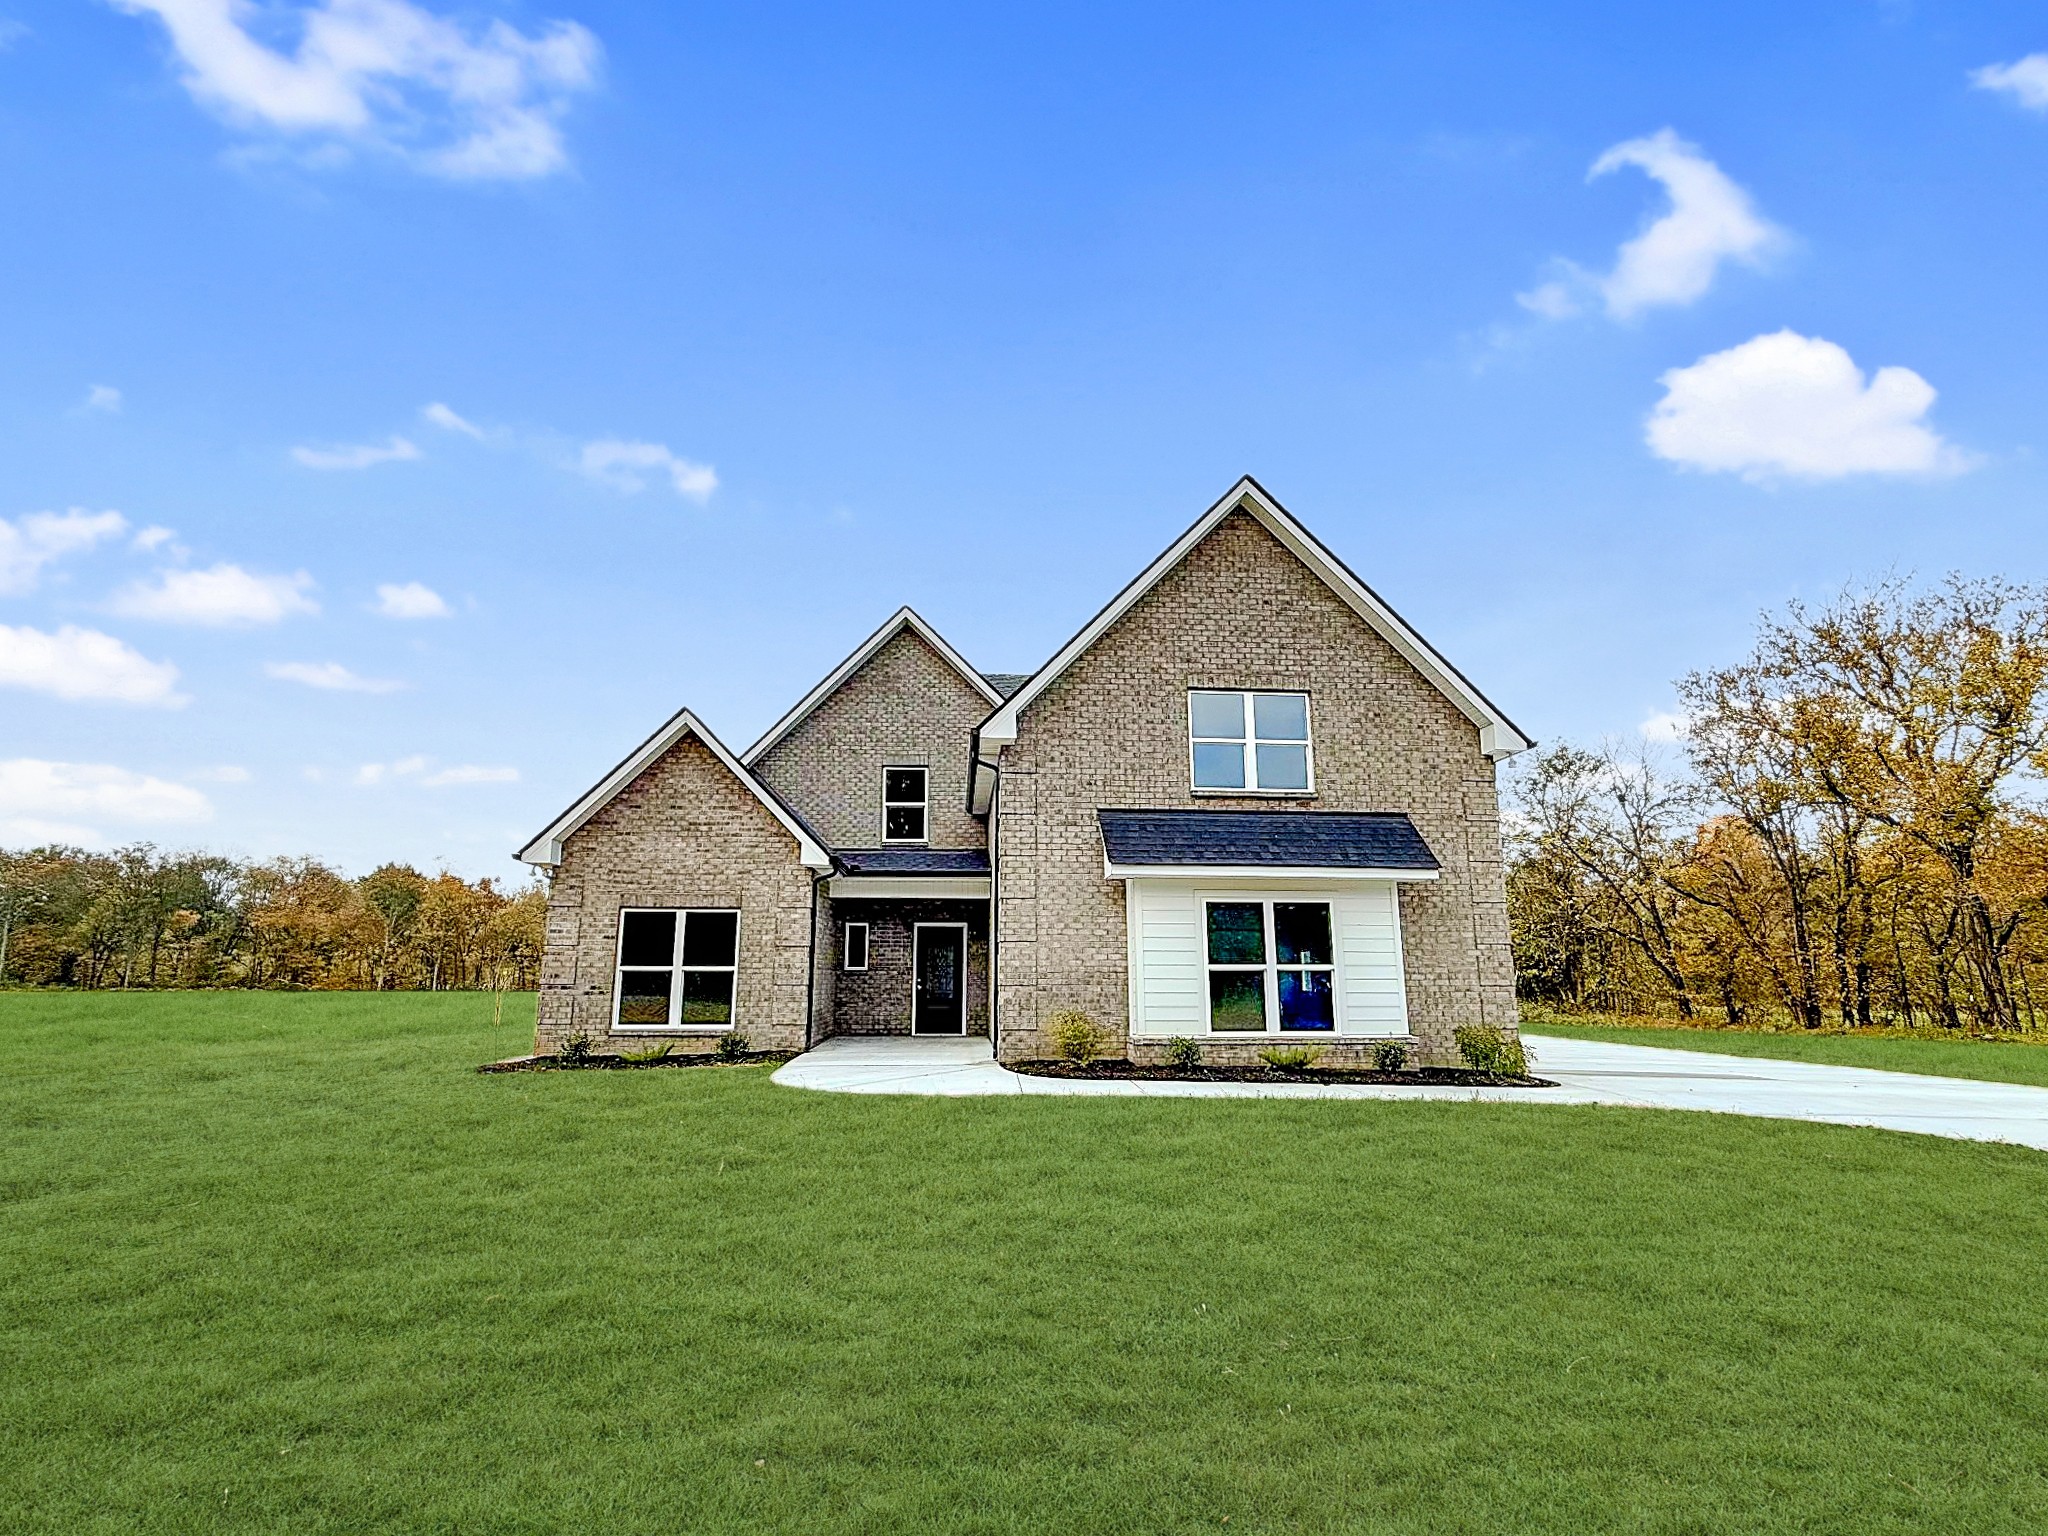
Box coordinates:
[1208,970,1267,1031]
[885,804,927,841]
[1254,743,1310,791]
[618,969,674,1026]
[1253,692,1309,742]
[1192,741,1247,789]
[1207,902,1266,965]
[884,767,926,803]
[1273,903,1332,965]
[1278,970,1335,1031]
[1190,690,1246,738]
[680,969,735,1026]
[681,910,738,966]
[619,910,676,968]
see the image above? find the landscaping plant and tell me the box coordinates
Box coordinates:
[715,1032,751,1062]
[1257,1044,1324,1071]
[1047,1010,1107,1063]
[1454,1024,1527,1078]
[1372,1039,1410,1073]
[1162,1036,1202,1069]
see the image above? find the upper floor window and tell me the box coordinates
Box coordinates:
[883,766,929,843]
[1189,690,1312,793]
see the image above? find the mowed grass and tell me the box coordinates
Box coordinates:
[2,994,2046,1535]
[1525,1015,2048,1089]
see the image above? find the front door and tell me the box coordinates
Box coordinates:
[912,924,967,1035]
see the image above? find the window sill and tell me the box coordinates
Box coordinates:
[610,1025,735,1035]
[1190,788,1316,798]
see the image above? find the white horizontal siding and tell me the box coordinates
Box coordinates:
[1131,880,1204,1035]
[1335,884,1409,1035]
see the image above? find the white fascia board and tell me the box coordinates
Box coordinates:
[978,477,1532,760]
[1103,861,1440,883]
[517,708,833,871]
[742,606,1004,766]
[827,875,992,899]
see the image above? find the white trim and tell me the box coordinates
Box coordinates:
[1104,861,1439,883]
[1188,688,1315,794]
[828,875,991,898]
[975,477,1531,761]
[611,906,740,1033]
[518,709,832,870]
[742,607,1004,766]
[843,921,870,972]
[881,763,930,845]
[911,921,970,1035]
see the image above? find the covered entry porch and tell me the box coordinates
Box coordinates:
[822,850,990,1038]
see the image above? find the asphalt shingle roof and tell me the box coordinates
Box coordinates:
[834,848,993,875]
[1096,809,1440,871]
[980,673,1032,699]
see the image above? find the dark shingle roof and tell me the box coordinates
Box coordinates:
[834,848,992,875]
[980,673,1032,699]
[1097,809,1439,871]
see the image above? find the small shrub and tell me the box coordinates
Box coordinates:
[1453,1024,1528,1078]
[554,1029,596,1068]
[1258,1044,1323,1071]
[714,1032,751,1062]
[1162,1036,1202,1069]
[621,1041,674,1065]
[1372,1039,1410,1073]
[1047,1010,1107,1063]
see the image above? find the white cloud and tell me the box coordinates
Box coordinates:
[422,763,517,786]
[113,563,319,625]
[0,758,212,847]
[0,508,129,595]
[355,754,428,785]
[132,525,178,552]
[1646,330,1973,482]
[0,623,185,706]
[353,755,515,787]
[421,400,484,437]
[110,0,602,180]
[1640,710,1690,743]
[85,384,123,414]
[1972,54,2048,112]
[578,439,718,500]
[1519,129,1781,320]
[265,660,404,693]
[373,580,450,618]
[291,434,421,470]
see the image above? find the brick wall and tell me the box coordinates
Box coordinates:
[534,732,817,1056]
[992,509,1517,1064]
[825,896,990,1035]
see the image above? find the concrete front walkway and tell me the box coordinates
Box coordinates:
[771,1032,2048,1150]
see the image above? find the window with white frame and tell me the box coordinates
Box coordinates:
[614,908,739,1029]
[1204,898,1336,1033]
[843,921,870,972]
[1189,690,1312,792]
[883,766,929,843]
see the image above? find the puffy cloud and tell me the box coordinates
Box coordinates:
[113,563,319,625]
[1646,330,1973,482]
[421,400,484,437]
[0,623,185,705]
[1972,54,2048,112]
[0,758,211,846]
[1519,129,1781,320]
[265,660,404,692]
[132,525,178,552]
[110,0,601,180]
[578,439,718,500]
[373,580,450,618]
[291,434,421,470]
[0,508,129,595]
[85,384,123,413]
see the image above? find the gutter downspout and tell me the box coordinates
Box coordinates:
[803,870,823,1050]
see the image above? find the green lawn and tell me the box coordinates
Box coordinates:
[3,993,2046,1535]
[1525,1014,2048,1089]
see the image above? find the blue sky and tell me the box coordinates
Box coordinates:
[4,0,2047,876]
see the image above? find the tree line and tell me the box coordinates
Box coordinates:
[1508,574,2048,1033]
[0,845,545,992]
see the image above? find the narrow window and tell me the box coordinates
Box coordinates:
[1204,898,1337,1034]
[843,921,870,972]
[1189,691,1312,792]
[883,766,929,843]
[679,910,739,1026]
[614,908,739,1030]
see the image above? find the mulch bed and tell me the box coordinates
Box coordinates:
[478,1050,800,1074]
[1010,1059,1556,1088]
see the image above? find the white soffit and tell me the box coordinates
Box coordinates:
[976,477,1532,761]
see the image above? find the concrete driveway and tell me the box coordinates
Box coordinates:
[772,1032,2048,1151]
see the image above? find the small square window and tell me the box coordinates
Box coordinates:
[843,922,870,972]
[1189,690,1313,793]
[883,766,929,843]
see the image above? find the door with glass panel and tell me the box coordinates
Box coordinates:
[912,923,967,1034]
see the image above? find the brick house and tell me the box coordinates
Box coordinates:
[518,478,1531,1065]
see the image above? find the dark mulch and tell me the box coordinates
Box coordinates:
[1010,1059,1555,1088]
[478,1050,800,1074]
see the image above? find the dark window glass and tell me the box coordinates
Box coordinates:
[1208,970,1267,1031]
[1274,903,1332,965]
[1206,902,1266,965]
[844,923,869,970]
[1253,692,1309,742]
[1278,970,1335,1031]
[884,767,926,803]
[680,969,735,1026]
[619,909,676,968]
[618,969,674,1026]
[1192,741,1247,789]
[681,910,738,967]
[885,804,927,841]
[1254,743,1311,791]
[1189,690,1246,739]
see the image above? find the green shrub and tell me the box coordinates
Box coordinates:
[554,1029,596,1068]
[1047,1010,1107,1063]
[714,1032,751,1062]
[1372,1039,1410,1073]
[1162,1036,1202,1069]
[1258,1044,1323,1071]
[1453,1024,1528,1077]
[620,1041,674,1065]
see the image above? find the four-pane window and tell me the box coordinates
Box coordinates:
[1189,690,1312,792]
[883,766,929,843]
[1204,898,1336,1033]
[614,908,740,1029]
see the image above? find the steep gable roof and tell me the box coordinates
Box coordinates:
[517,708,833,870]
[741,606,1005,767]
[976,476,1532,768]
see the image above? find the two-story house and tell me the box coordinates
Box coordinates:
[518,478,1531,1065]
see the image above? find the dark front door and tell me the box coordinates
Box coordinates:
[912,925,967,1035]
